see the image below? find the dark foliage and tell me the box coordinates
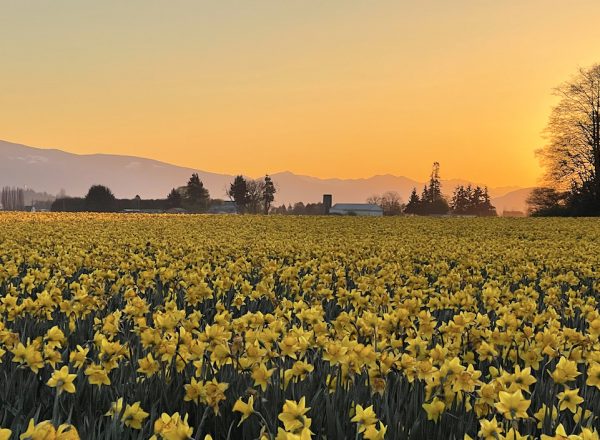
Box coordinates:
[451,185,496,216]
[534,64,600,216]
[185,174,210,211]
[84,185,116,212]
[167,188,182,209]
[227,176,249,214]
[403,163,450,215]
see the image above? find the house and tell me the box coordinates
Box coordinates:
[329,203,383,217]
[165,207,188,214]
[207,201,238,214]
[122,209,164,214]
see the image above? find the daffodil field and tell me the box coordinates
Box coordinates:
[0,213,599,440]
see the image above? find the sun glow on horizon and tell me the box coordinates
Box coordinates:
[2,1,600,187]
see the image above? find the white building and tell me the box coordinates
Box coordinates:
[207,201,238,214]
[329,203,383,216]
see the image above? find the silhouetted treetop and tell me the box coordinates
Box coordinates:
[85,185,116,212]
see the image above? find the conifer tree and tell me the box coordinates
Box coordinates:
[262,175,276,214]
[186,173,210,211]
[404,188,422,214]
[227,175,249,213]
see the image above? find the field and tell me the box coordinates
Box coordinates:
[0,213,599,440]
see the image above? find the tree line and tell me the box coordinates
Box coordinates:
[8,63,600,217]
[0,187,55,211]
[367,162,496,216]
[1,187,25,211]
[50,174,277,214]
[225,175,276,214]
[270,202,327,215]
[40,162,499,216]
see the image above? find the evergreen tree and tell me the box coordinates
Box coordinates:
[305,202,325,215]
[262,175,276,214]
[469,186,484,214]
[478,186,497,216]
[291,202,306,215]
[427,197,450,215]
[450,185,496,216]
[417,162,450,215]
[273,204,287,214]
[451,185,470,214]
[166,188,182,208]
[420,185,430,205]
[427,162,443,203]
[227,175,249,213]
[404,188,422,214]
[186,173,210,211]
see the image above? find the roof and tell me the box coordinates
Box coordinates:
[166,207,187,214]
[207,201,238,214]
[122,209,164,214]
[330,203,383,212]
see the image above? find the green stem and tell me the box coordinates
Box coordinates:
[255,410,273,439]
[225,421,235,440]
[195,406,211,439]
[52,390,61,426]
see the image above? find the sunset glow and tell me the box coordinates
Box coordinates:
[2,1,600,186]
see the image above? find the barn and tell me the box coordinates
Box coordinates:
[329,203,383,216]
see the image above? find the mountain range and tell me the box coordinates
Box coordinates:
[0,140,532,213]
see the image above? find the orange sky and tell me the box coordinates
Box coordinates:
[2,1,600,187]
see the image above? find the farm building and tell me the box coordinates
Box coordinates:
[207,201,238,214]
[329,203,383,216]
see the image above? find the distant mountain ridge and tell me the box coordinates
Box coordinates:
[0,140,531,212]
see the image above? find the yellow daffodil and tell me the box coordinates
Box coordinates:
[137,353,161,377]
[478,417,503,440]
[150,412,193,440]
[19,420,79,440]
[252,363,275,392]
[278,397,311,434]
[203,379,229,415]
[557,387,584,413]
[84,363,110,387]
[494,390,530,420]
[586,363,600,389]
[47,366,77,394]
[184,377,205,404]
[0,428,11,440]
[363,421,387,440]
[423,398,445,422]
[540,423,582,440]
[233,396,254,425]
[550,357,580,384]
[351,404,378,432]
[504,427,529,440]
[122,401,149,429]
[69,345,89,369]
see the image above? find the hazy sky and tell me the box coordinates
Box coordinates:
[2,1,600,186]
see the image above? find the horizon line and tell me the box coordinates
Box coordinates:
[1,138,537,188]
